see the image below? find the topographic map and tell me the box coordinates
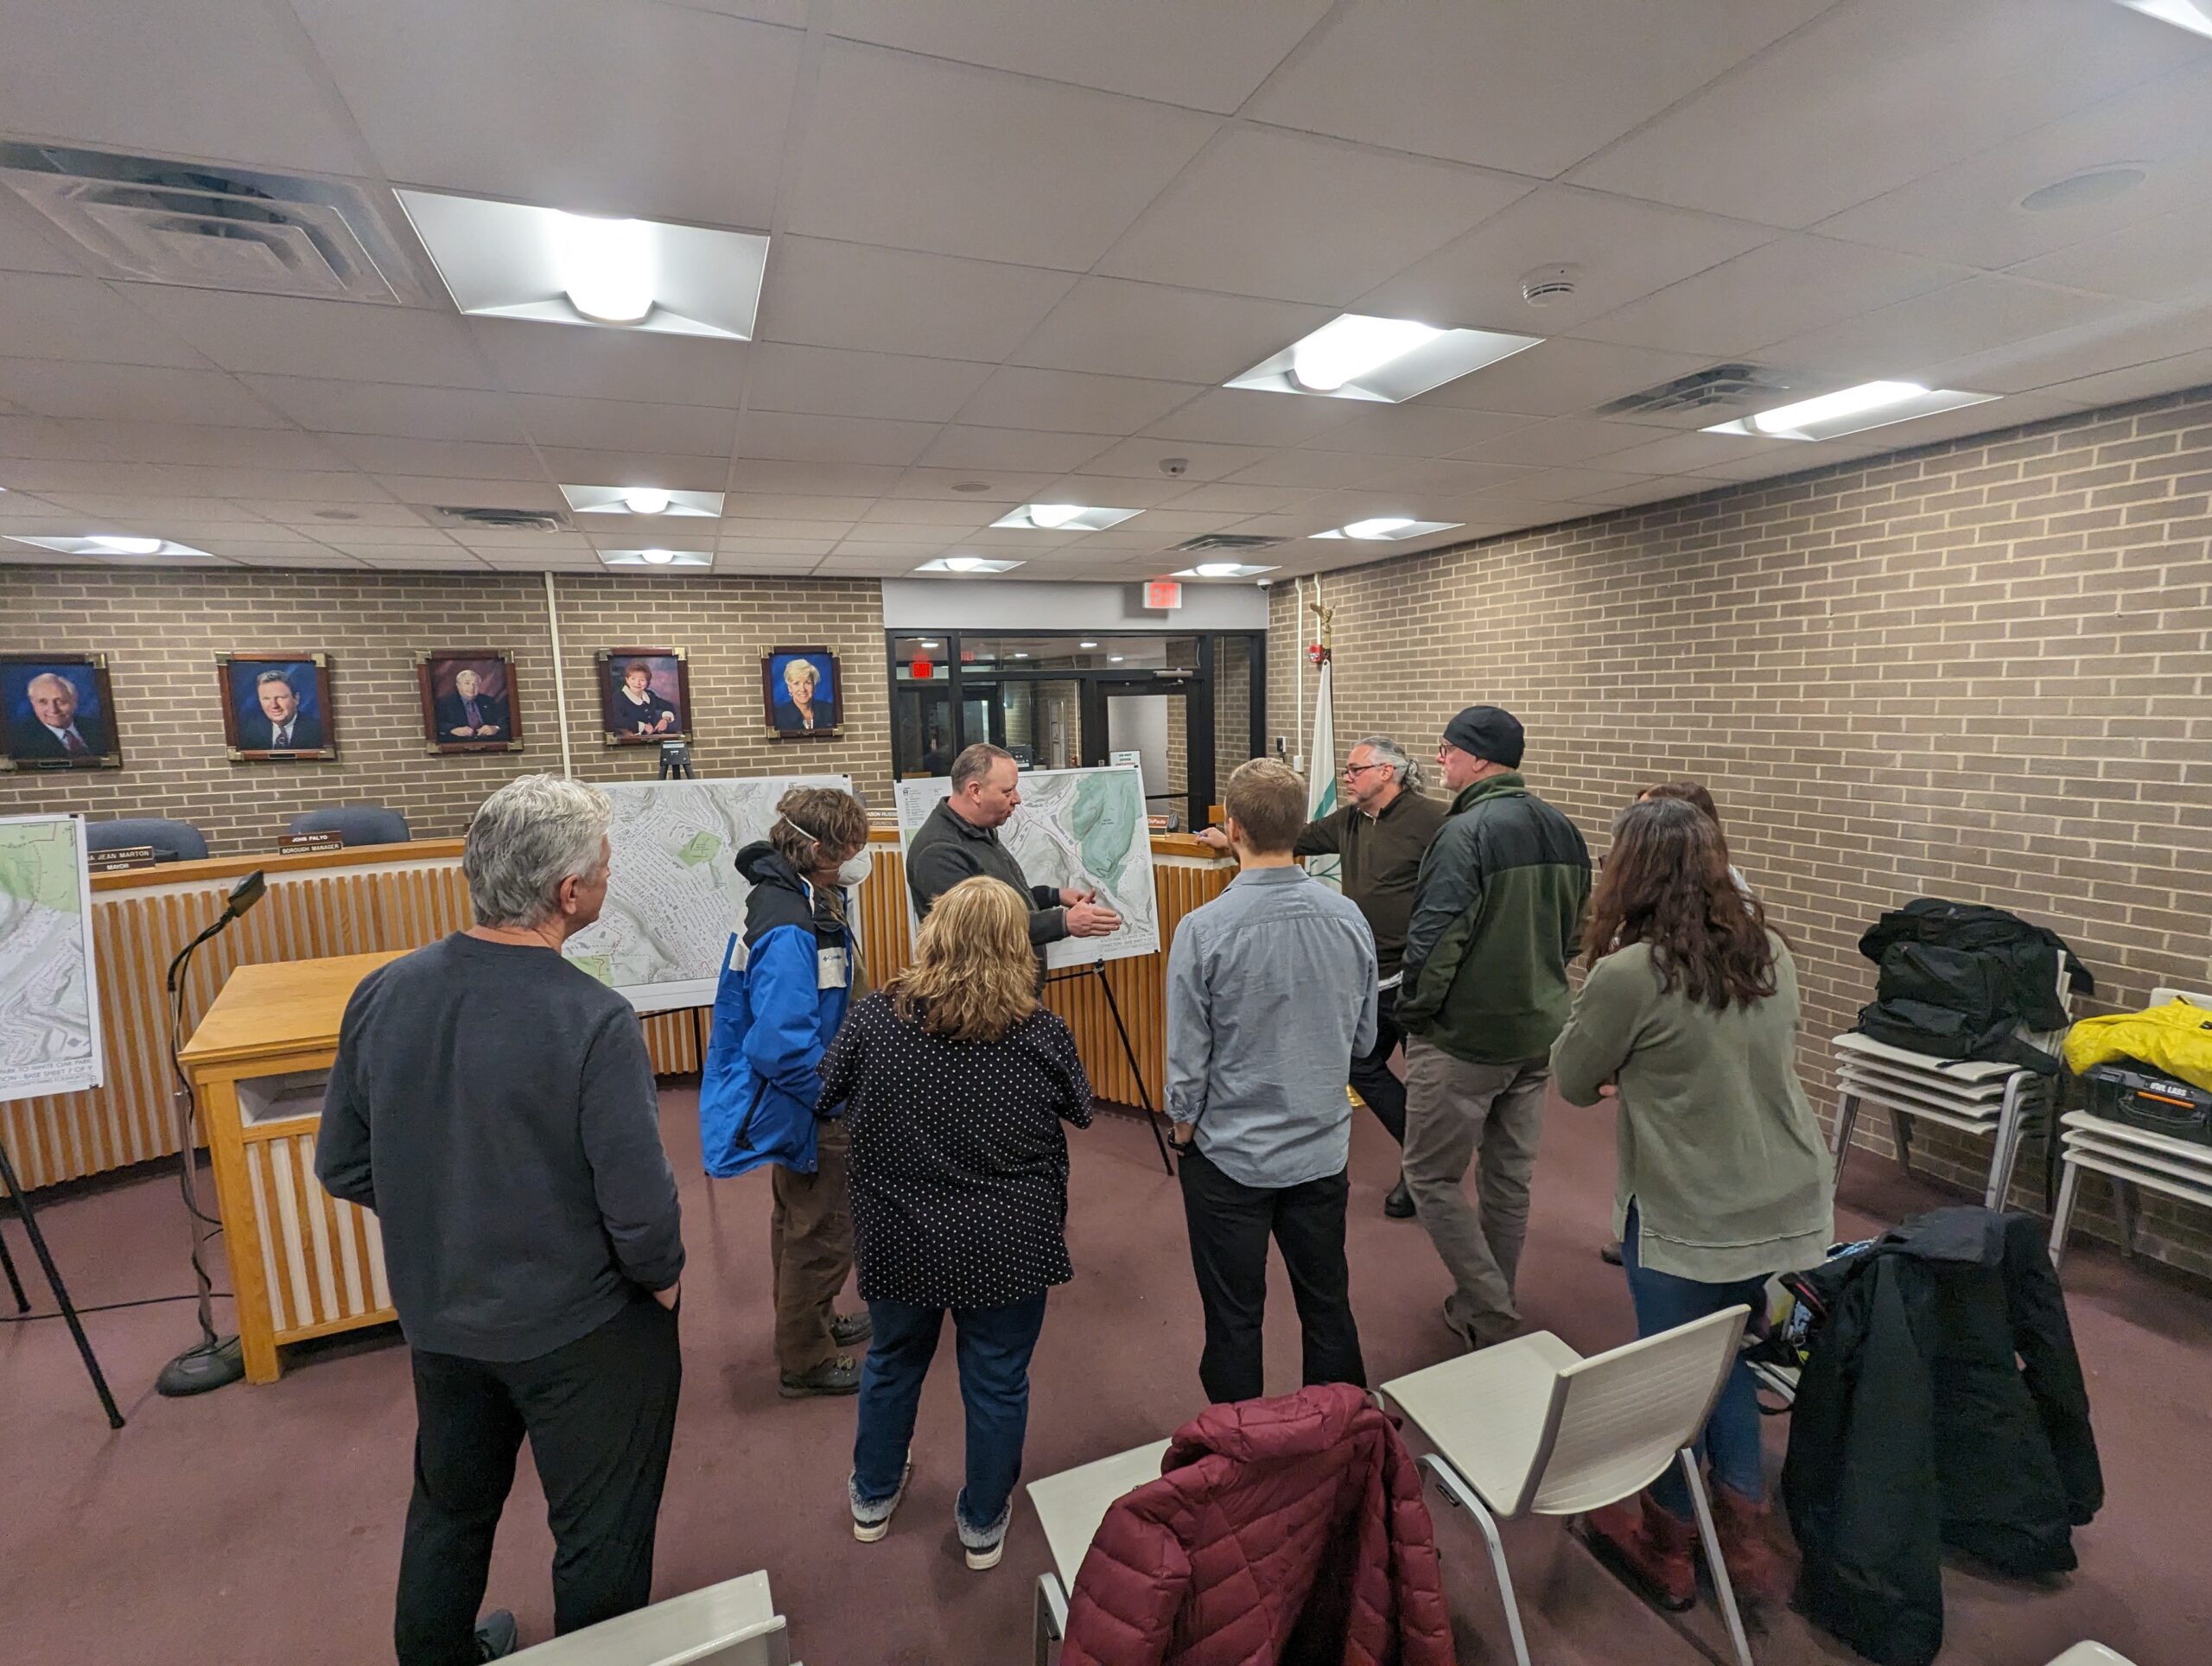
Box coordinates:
[894,766,1157,970]
[0,814,105,1102]
[563,776,850,1012]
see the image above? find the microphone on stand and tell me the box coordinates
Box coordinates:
[156,869,265,1397]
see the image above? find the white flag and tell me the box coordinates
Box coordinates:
[1304,655,1341,888]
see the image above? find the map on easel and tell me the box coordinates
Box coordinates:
[893,766,1158,970]
[0,813,105,1102]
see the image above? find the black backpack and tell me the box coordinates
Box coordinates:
[1854,900,2092,1073]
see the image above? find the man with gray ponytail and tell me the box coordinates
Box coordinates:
[318,774,684,1663]
[1197,735,1445,1218]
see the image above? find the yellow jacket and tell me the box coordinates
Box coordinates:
[2063,999,2212,1092]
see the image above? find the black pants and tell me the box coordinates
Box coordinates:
[395,1294,683,1666]
[1346,985,1407,1144]
[1178,1143,1365,1404]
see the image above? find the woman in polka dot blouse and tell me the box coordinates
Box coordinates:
[820,876,1094,1570]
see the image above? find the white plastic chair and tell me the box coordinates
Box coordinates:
[504,1570,789,1665]
[1382,1307,1754,1666]
[1024,1438,1173,1665]
[2044,1646,2137,1665]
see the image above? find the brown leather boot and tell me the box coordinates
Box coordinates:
[1710,1485,1790,1606]
[1580,1491,1696,1611]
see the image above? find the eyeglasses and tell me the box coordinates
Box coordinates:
[1341,761,1390,779]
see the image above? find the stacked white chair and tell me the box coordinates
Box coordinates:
[1024,1438,1173,1665]
[503,1570,791,1665]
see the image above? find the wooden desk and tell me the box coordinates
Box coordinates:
[178,951,404,1383]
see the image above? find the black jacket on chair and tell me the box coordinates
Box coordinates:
[1853,898,2093,1073]
[1782,1207,2101,1666]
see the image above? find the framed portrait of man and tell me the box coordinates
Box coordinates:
[415,649,524,754]
[761,646,842,740]
[598,647,691,747]
[1,652,123,773]
[218,652,337,762]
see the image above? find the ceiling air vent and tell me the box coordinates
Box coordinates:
[1172,534,1286,555]
[0,141,432,303]
[425,506,573,533]
[1600,363,1803,418]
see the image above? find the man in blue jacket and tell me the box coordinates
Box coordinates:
[699,785,875,1397]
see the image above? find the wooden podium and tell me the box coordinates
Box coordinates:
[178,951,403,1383]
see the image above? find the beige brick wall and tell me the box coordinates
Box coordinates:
[0,569,892,849]
[1270,385,2212,1276]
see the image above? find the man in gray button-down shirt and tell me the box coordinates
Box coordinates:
[1166,759,1378,1403]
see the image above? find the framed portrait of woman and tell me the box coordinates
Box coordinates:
[1,652,123,772]
[760,646,842,740]
[598,647,692,747]
[415,649,524,754]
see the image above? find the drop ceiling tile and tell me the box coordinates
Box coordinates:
[1302,405,1537,458]
[1454,417,1670,467]
[2036,347,2212,409]
[1573,236,1969,359]
[715,536,843,556]
[326,435,543,480]
[1363,186,1777,334]
[238,377,527,441]
[0,0,373,175]
[1571,0,2209,226]
[234,501,427,526]
[825,521,948,544]
[1570,477,1730,510]
[509,395,738,456]
[723,493,879,521]
[1076,437,1274,483]
[216,547,371,569]
[531,450,731,493]
[915,427,1112,474]
[371,476,565,509]
[821,0,1332,111]
[1586,429,1797,474]
[1762,274,2139,376]
[278,522,454,547]
[1223,449,1395,489]
[0,195,87,277]
[2009,209,2212,304]
[333,544,489,569]
[28,493,270,524]
[744,345,995,423]
[127,288,496,385]
[712,554,824,575]
[1412,338,1713,416]
[727,461,905,495]
[293,0,802,226]
[819,550,946,574]
[1813,60,2212,269]
[1029,474,1191,508]
[884,467,1060,502]
[1162,481,1325,515]
[1096,127,1534,305]
[0,361,287,427]
[785,40,1217,270]
[753,237,1078,362]
[1249,0,1832,178]
[467,318,753,407]
[35,421,346,471]
[1487,466,1651,501]
[1143,388,1360,448]
[953,368,1202,436]
[1352,458,1540,497]
[0,274,208,369]
[736,411,942,467]
[1013,278,1333,384]
[161,467,391,500]
[859,498,1003,526]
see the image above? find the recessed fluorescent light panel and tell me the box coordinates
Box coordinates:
[395,190,767,340]
[916,556,1023,574]
[1702,381,1996,442]
[1228,313,1542,404]
[1173,563,1279,579]
[1310,518,1462,542]
[597,548,711,569]
[2113,1,2212,41]
[9,534,213,557]
[988,504,1142,532]
[560,484,723,518]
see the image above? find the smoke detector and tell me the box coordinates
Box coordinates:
[424,505,573,533]
[1520,264,1580,307]
[0,142,431,304]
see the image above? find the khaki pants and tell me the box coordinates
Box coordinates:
[1400,1037,1548,1346]
[768,1122,854,1376]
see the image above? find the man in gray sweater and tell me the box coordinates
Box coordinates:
[318,775,684,1664]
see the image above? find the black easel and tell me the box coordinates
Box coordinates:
[0,1135,124,1428]
[1044,959,1173,1175]
[657,741,696,780]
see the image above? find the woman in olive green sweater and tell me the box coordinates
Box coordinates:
[1549,796,1831,1612]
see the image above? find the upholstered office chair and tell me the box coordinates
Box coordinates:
[286,804,410,846]
[86,817,209,862]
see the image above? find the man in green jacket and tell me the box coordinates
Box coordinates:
[1397,706,1591,1350]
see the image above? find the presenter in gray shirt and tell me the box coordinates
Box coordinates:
[1166,759,1378,1403]
[318,775,684,1664]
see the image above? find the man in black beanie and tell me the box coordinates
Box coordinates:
[1396,704,1590,1351]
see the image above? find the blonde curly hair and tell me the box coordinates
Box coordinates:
[893,876,1039,1042]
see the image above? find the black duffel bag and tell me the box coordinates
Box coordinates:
[1854,900,2093,1073]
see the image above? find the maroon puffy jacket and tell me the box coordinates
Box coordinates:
[1058,1383,1455,1665]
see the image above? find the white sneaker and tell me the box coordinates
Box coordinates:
[958,1497,1013,1571]
[849,1460,912,1543]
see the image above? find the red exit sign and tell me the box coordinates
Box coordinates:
[1143,578,1183,610]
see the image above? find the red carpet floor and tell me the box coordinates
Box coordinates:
[5,1089,2209,1665]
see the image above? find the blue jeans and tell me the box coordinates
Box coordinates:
[1621,1204,1769,1517]
[851,1293,1048,1532]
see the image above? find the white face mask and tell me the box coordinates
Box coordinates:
[783,816,873,888]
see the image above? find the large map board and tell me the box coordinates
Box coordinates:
[0,813,105,1102]
[563,776,850,1013]
[893,766,1158,970]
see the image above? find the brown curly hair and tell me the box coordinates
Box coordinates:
[1586,798,1778,1009]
